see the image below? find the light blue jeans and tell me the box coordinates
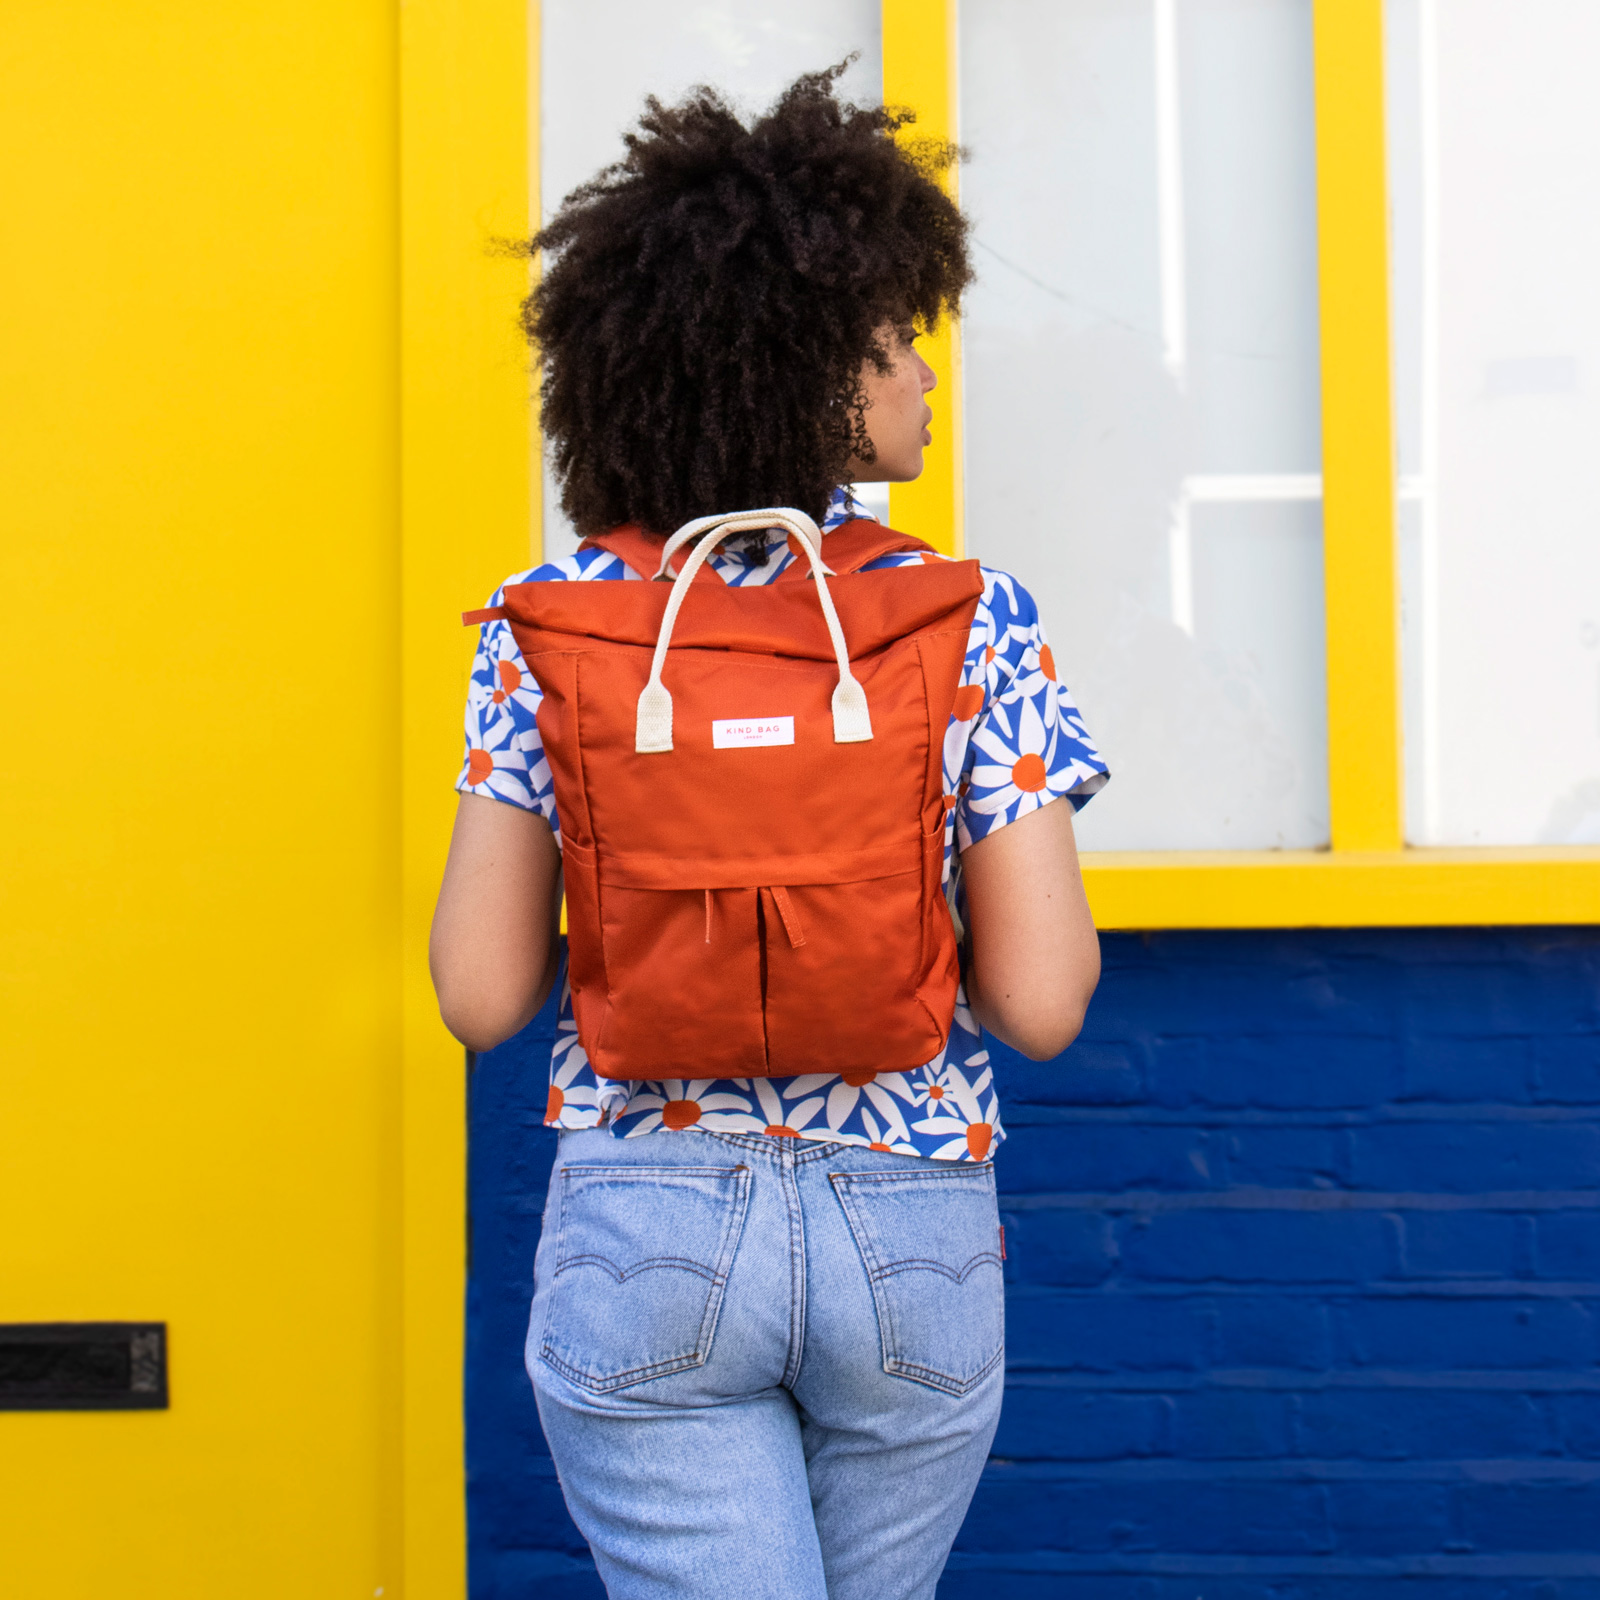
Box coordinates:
[527,1126,1005,1599]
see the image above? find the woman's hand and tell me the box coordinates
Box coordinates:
[429,794,562,1052]
[960,798,1100,1060]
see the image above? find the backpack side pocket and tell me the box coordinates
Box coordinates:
[558,837,612,1059]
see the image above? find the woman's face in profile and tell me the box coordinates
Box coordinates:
[848,324,937,484]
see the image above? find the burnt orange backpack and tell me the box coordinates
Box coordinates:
[464,507,984,1081]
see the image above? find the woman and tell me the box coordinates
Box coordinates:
[432,66,1106,1600]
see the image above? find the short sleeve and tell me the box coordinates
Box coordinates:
[455,578,561,837]
[951,567,1108,853]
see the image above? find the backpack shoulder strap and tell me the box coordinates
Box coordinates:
[581,525,723,584]
[777,518,942,581]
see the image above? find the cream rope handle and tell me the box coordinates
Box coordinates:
[635,507,873,753]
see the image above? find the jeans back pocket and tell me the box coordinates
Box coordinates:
[539,1163,752,1393]
[830,1164,1004,1396]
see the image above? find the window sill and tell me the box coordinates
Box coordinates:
[1080,846,1600,929]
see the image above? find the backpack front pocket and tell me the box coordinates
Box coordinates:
[760,865,946,1074]
[830,1164,1005,1396]
[594,884,768,1078]
[538,1162,752,1393]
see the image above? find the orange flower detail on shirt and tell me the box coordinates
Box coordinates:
[661,1100,702,1130]
[492,658,523,704]
[466,748,495,785]
[841,1069,877,1087]
[966,1123,993,1160]
[765,1125,800,1139]
[1011,753,1048,793]
[1039,645,1057,682]
[545,1085,564,1123]
[952,684,985,721]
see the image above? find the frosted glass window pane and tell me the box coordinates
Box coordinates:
[1389,0,1600,845]
[961,0,1327,850]
[540,1,881,558]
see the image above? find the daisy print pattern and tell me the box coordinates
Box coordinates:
[456,488,1108,1163]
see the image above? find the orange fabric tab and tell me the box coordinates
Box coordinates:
[765,886,807,950]
[462,606,508,626]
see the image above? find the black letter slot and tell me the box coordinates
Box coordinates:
[0,1323,167,1410]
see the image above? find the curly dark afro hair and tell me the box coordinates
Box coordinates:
[521,62,971,536]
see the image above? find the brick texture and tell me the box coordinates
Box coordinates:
[467,926,1600,1597]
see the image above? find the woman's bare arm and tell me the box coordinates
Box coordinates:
[429,793,562,1052]
[961,797,1100,1060]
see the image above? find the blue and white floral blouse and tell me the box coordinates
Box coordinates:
[457,489,1108,1162]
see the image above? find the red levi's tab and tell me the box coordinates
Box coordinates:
[489,509,982,1083]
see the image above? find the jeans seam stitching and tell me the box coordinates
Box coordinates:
[794,1139,847,1167]
[539,1344,710,1392]
[827,1163,994,1186]
[830,1176,898,1376]
[781,1157,806,1390]
[694,1164,751,1369]
[871,1252,1004,1284]
[696,1128,779,1161]
[884,1342,1004,1394]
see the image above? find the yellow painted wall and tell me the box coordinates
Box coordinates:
[398,0,533,1590]
[1,4,404,1593]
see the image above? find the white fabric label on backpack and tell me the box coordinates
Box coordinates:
[712,717,794,749]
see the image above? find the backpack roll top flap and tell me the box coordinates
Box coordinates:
[498,511,983,1082]
[512,561,974,660]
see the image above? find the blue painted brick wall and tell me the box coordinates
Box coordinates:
[467,927,1600,1598]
